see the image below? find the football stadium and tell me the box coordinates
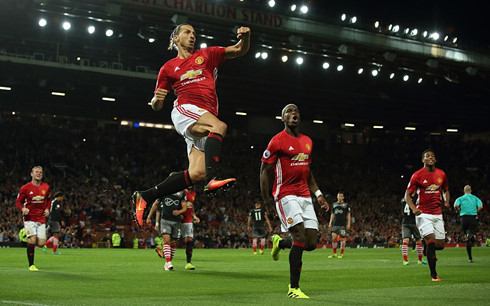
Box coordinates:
[1,0,489,305]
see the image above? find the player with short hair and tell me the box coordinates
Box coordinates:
[15,166,52,271]
[44,191,64,255]
[146,189,186,271]
[260,103,329,299]
[454,185,483,263]
[132,23,251,227]
[401,196,426,265]
[405,149,450,281]
[181,186,200,270]
[248,202,273,255]
[328,191,351,259]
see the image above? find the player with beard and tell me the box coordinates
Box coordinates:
[132,24,250,228]
[260,104,329,299]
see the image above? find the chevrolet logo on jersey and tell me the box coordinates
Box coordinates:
[425,184,440,191]
[180,69,203,81]
[291,153,309,162]
[32,195,44,201]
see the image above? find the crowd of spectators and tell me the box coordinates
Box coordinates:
[1,112,488,250]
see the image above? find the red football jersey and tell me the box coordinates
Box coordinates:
[262,130,313,200]
[407,167,448,215]
[15,182,51,223]
[182,189,196,224]
[155,46,226,116]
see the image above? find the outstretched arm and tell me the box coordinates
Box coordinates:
[225,26,251,59]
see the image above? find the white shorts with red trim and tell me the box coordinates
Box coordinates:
[415,213,445,240]
[24,221,46,240]
[171,104,208,155]
[275,195,318,233]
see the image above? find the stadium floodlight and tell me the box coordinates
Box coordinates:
[281,55,288,62]
[255,52,261,59]
[313,120,323,124]
[62,21,71,31]
[374,21,380,29]
[429,32,439,40]
[403,75,409,81]
[404,126,416,131]
[275,116,282,119]
[349,16,357,24]
[268,0,275,8]
[422,31,428,38]
[447,128,458,133]
[0,86,12,91]
[236,112,247,116]
[38,18,47,27]
[344,123,355,127]
[404,28,410,35]
[371,69,378,77]
[290,4,296,11]
[392,25,400,33]
[322,62,330,69]
[296,57,304,65]
[200,43,207,49]
[148,37,155,43]
[336,64,343,71]
[87,25,95,34]
[300,5,308,14]
[105,29,114,37]
[102,97,116,102]
[444,35,449,42]
[341,14,347,21]
[373,125,384,129]
[418,77,423,84]
[410,29,418,36]
[51,92,66,96]
[357,68,364,74]
[389,73,395,79]
[261,52,268,60]
[453,37,458,43]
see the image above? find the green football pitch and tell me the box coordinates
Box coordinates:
[1,247,489,305]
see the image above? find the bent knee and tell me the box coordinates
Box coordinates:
[189,170,205,183]
[212,121,227,136]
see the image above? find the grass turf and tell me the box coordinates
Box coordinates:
[0,246,489,305]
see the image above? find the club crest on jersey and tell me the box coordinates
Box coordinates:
[195,56,204,64]
[436,177,442,184]
[287,218,293,224]
[180,69,202,81]
[291,153,309,162]
[305,143,311,151]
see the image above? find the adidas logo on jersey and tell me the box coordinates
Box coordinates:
[423,180,428,183]
[174,66,180,72]
[289,146,294,151]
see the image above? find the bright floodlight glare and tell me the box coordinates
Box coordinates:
[87,25,95,34]
[281,55,288,62]
[255,52,261,59]
[148,37,155,43]
[430,32,440,40]
[357,68,364,74]
[38,18,47,27]
[403,75,409,81]
[290,4,296,11]
[268,0,275,8]
[296,57,304,65]
[410,29,418,36]
[404,28,410,34]
[322,62,330,69]
[337,64,343,71]
[261,52,268,60]
[374,21,380,28]
[388,24,393,31]
[62,21,71,31]
[422,31,428,37]
[418,77,423,84]
[444,35,449,41]
[453,37,458,43]
[350,16,357,24]
[389,73,395,79]
[392,25,399,33]
[200,43,207,49]
[341,13,347,21]
[300,5,308,14]
[105,29,114,37]
[371,69,378,77]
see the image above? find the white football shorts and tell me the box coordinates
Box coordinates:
[415,213,445,240]
[171,104,208,155]
[276,195,318,233]
[181,222,194,238]
[24,221,46,240]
